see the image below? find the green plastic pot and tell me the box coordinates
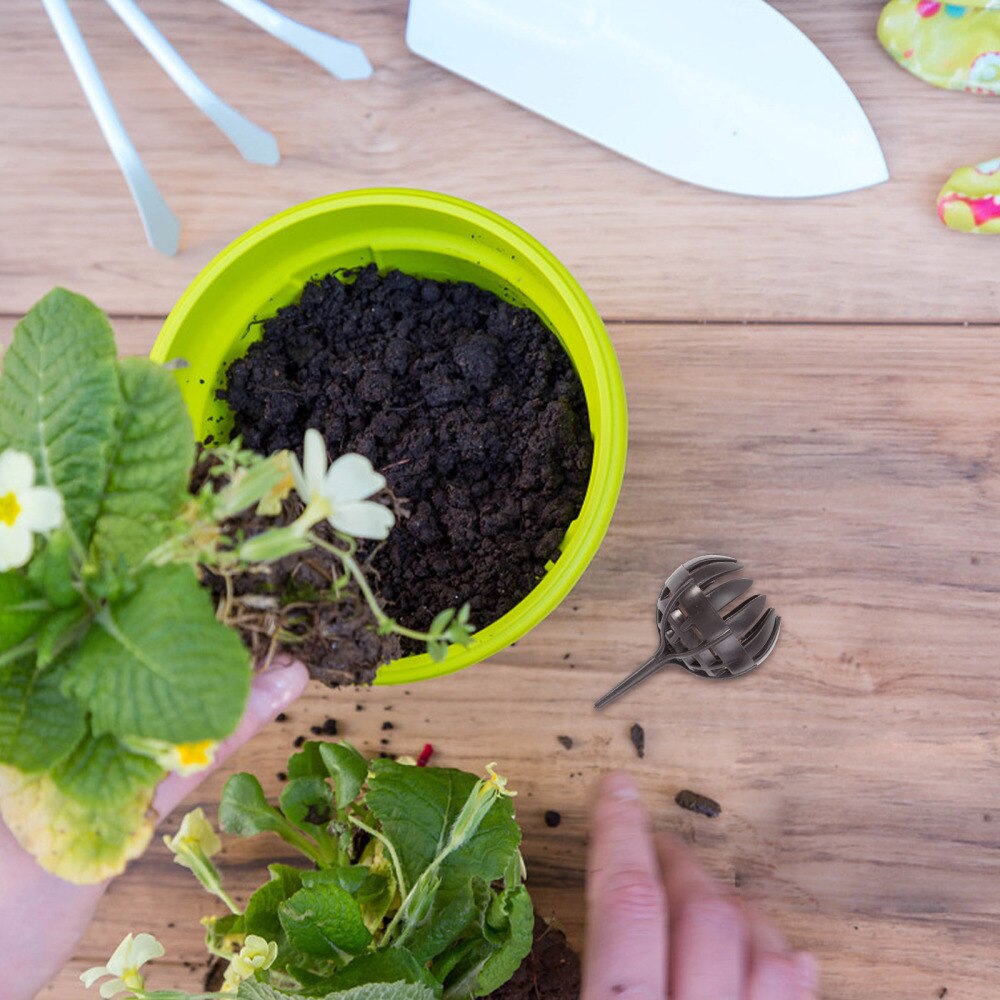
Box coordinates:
[151,189,627,685]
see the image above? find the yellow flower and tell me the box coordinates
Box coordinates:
[484,762,516,798]
[124,736,218,776]
[221,934,279,992]
[80,932,164,998]
[163,807,221,861]
[0,449,63,571]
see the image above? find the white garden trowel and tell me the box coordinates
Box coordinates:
[406,0,888,199]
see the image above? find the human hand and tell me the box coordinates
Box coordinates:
[583,772,819,1000]
[0,658,310,1000]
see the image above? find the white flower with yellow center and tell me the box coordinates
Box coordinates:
[221,934,279,992]
[0,449,63,571]
[291,429,394,541]
[80,932,164,998]
[124,735,218,777]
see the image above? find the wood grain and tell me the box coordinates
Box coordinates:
[6,0,1000,322]
[24,318,1000,1000]
[4,0,1000,997]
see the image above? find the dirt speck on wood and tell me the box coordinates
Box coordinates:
[629,723,645,759]
[675,789,721,818]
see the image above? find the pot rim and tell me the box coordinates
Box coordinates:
[151,188,628,685]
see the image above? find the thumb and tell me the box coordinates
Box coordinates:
[152,657,310,821]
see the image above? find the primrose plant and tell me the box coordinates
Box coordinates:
[82,747,533,1000]
[0,290,473,884]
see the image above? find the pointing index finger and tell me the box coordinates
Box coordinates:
[582,772,667,1000]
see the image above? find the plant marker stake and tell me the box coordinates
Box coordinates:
[104,0,280,165]
[214,0,373,80]
[40,0,180,255]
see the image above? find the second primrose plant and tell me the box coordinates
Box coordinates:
[83,746,532,1000]
[0,290,472,883]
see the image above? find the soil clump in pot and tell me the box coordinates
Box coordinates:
[221,265,593,654]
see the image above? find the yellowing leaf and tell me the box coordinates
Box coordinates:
[0,730,162,883]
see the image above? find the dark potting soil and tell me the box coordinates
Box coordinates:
[220,265,593,653]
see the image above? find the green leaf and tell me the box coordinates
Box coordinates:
[408,883,484,965]
[302,866,373,895]
[279,884,373,960]
[0,288,121,546]
[365,761,521,894]
[288,741,328,780]
[238,985,307,1000]
[0,572,48,653]
[0,655,86,772]
[309,949,442,997]
[0,726,162,883]
[434,940,489,994]
[239,984,438,1000]
[90,358,194,565]
[25,531,77,608]
[244,863,305,954]
[327,985,439,1000]
[221,774,301,840]
[281,777,335,832]
[35,606,88,668]
[62,563,250,743]
[318,742,368,810]
[474,886,534,995]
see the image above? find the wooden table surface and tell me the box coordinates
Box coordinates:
[4,2,1000,998]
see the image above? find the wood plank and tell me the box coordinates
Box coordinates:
[6,0,1000,322]
[31,318,1000,999]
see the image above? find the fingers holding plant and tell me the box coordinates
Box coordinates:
[0,290,475,886]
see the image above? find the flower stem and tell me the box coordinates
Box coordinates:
[348,815,407,899]
[307,533,440,645]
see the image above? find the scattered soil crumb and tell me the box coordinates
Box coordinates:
[544,810,562,828]
[293,735,306,748]
[356,704,364,711]
[276,771,287,782]
[675,789,721,818]
[557,735,573,750]
[630,723,645,759]
[939,990,948,998]
[275,712,288,722]
[382,720,394,730]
